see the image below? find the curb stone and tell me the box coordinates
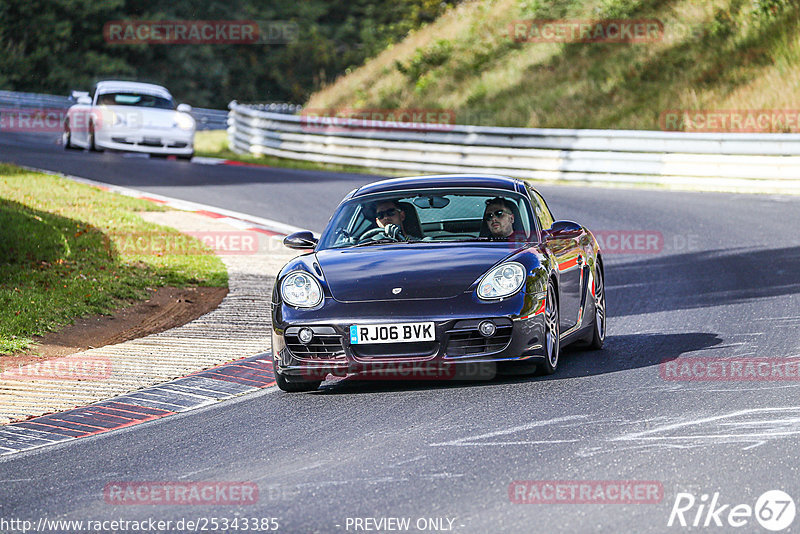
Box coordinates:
[0,173,303,453]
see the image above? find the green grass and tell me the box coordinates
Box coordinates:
[194,130,392,176]
[0,164,227,354]
[307,0,800,131]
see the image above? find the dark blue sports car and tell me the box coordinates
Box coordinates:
[271,174,605,391]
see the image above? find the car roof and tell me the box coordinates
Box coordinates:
[351,174,525,198]
[94,80,172,99]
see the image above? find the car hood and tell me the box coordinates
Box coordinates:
[100,105,183,129]
[315,243,523,302]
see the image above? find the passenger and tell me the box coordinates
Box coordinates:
[483,198,516,239]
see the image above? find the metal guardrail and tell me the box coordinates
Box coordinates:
[228,100,800,192]
[244,102,304,114]
[190,108,228,131]
[0,90,228,131]
[0,90,72,109]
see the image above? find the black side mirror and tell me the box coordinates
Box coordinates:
[544,220,583,239]
[283,231,318,250]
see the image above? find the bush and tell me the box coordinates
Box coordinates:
[397,39,453,79]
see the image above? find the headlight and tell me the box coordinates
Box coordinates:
[174,112,194,131]
[281,271,323,308]
[477,262,525,300]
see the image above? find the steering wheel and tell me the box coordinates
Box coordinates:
[334,227,354,245]
[358,225,403,243]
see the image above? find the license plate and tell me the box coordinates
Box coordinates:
[350,322,435,345]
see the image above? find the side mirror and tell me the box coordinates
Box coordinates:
[77,95,92,105]
[176,103,192,113]
[283,231,318,250]
[544,220,583,239]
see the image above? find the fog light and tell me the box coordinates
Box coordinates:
[298,327,314,344]
[478,321,496,338]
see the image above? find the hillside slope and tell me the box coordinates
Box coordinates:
[306,0,800,130]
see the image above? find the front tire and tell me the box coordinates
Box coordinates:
[272,352,322,392]
[88,124,102,152]
[588,266,606,350]
[538,280,560,375]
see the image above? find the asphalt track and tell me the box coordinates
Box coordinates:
[1,132,800,533]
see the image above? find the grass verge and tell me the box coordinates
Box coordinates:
[307,0,800,131]
[0,164,227,354]
[194,130,390,176]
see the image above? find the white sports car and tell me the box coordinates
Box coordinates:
[63,80,195,159]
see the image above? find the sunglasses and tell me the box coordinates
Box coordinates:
[376,208,400,219]
[484,209,509,221]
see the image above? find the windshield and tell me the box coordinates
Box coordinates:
[317,189,536,250]
[96,92,175,110]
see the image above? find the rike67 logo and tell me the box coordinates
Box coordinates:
[668,490,796,531]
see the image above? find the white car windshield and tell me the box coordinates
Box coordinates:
[317,189,535,250]
[96,92,175,110]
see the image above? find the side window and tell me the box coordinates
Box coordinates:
[329,204,370,246]
[351,205,373,235]
[528,186,554,230]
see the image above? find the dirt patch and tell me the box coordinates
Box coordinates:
[3,286,227,367]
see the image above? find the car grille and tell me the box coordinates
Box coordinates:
[111,136,181,148]
[445,319,513,357]
[351,342,438,360]
[284,326,345,360]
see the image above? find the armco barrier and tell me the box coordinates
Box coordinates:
[0,90,228,131]
[227,101,800,192]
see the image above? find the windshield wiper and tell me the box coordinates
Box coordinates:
[352,238,404,247]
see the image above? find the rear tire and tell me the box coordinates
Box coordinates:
[538,280,560,375]
[62,125,79,150]
[589,266,606,350]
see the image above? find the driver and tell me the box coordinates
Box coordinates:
[374,199,407,239]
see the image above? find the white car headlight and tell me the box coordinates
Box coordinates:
[281,271,323,308]
[477,262,525,300]
[174,112,194,131]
